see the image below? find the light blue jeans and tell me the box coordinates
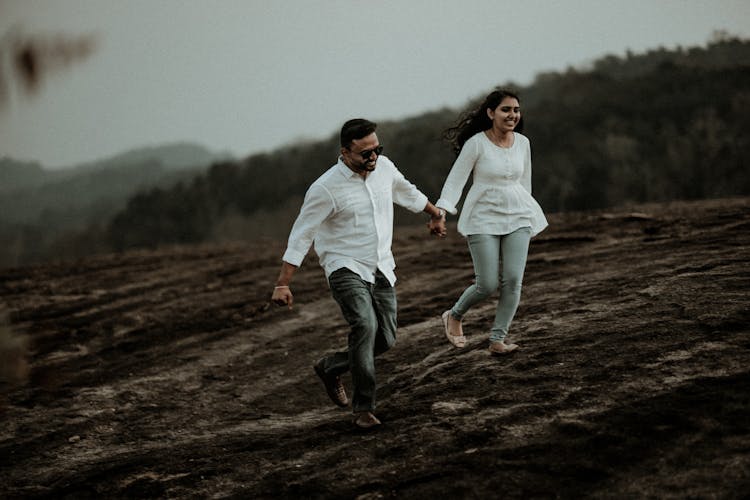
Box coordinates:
[450,227,531,343]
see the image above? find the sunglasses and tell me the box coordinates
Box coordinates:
[353,145,383,160]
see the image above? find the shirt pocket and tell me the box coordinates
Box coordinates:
[335,193,361,226]
[371,187,392,214]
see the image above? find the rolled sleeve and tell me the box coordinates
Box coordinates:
[391,164,429,213]
[435,197,458,215]
[399,190,429,213]
[281,248,306,267]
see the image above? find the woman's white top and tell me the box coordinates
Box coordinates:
[436,131,548,237]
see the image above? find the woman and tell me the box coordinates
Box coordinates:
[436,89,547,355]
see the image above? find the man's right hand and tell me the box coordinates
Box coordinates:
[427,217,447,238]
[272,286,294,309]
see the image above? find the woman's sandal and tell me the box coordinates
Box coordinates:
[442,310,466,348]
[488,340,519,355]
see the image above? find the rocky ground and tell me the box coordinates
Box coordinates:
[1,197,749,499]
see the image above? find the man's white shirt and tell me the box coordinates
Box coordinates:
[282,155,428,285]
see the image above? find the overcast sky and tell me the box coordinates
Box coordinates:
[1,0,748,168]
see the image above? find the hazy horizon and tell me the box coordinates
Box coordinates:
[1,0,749,169]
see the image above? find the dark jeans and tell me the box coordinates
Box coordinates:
[318,268,397,413]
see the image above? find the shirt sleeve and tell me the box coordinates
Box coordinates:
[282,184,334,266]
[390,162,429,213]
[435,136,479,215]
[521,137,532,194]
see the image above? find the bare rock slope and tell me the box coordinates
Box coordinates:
[1,197,749,498]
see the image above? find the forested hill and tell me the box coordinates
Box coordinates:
[9,36,750,265]
[105,36,749,252]
[0,143,231,267]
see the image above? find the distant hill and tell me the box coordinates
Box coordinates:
[65,142,234,173]
[0,142,233,267]
[0,142,232,194]
[0,158,47,193]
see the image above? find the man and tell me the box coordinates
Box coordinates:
[271,118,446,429]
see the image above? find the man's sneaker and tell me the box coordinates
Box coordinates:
[314,362,348,407]
[353,411,381,429]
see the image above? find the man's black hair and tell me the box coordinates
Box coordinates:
[340,118,377,148]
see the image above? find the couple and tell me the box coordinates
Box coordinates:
[271,90,548,429]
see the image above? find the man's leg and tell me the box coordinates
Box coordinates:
[327,268,380,413]
[372,270,397,357]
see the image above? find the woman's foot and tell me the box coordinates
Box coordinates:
[442,310,466,348]
[488,340,519,355]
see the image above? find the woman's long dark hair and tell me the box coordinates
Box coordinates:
[443,88,523,156]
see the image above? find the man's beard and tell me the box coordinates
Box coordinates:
[355,160,376,171]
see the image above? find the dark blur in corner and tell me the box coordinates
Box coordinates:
[0,310,29,394]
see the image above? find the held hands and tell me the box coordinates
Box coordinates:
[272,285,293,309]
[428,217,447,238]
[427,208,447,238]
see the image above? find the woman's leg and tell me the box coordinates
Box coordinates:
[489,227,531,343]
[451,234,501,319]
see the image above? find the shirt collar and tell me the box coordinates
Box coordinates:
[337,157,361,179]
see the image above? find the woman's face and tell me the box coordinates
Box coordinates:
[487,97,521,132]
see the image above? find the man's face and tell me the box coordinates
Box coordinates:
[342,133,382,173]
